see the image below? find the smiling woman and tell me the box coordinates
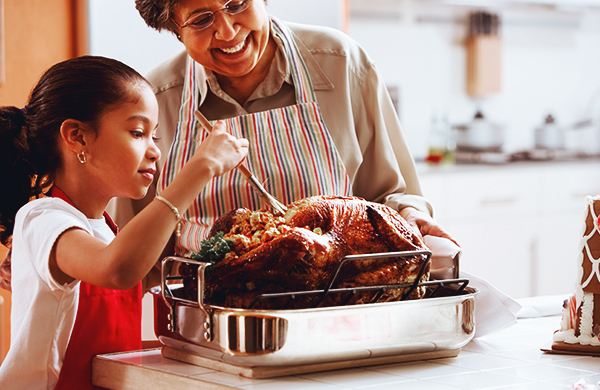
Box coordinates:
[122,0,457,262]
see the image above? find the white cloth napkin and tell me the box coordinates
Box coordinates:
[461,270,522,337]
[515,294,569,318]
[424,236,522,338]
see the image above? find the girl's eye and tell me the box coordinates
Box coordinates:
[152,136,161,143]
[131,130,144,138]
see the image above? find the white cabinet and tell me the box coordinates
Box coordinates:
[419,160,600,298]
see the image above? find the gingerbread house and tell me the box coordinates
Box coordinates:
[552,195,600,354]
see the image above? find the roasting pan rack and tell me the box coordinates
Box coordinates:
[160,250,470,336]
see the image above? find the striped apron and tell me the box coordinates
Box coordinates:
[159,18,351,255]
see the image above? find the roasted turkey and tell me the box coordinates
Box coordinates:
[182,195,430,309]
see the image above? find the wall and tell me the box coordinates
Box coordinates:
[348,2,600,158]
[87,0,182,75]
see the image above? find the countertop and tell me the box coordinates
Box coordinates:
[416,155,600,176]
[93,296,600,390]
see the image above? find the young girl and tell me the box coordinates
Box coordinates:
[0,56,248,389]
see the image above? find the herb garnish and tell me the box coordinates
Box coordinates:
[190,231,233,264]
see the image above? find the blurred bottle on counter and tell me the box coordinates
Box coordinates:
[425,110,456,165]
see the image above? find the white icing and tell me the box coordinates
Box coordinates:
[579,293,596,338]
[554,329,600,346]
[576,335,600,346]
[553,328,574,342]
[559,309,570,331]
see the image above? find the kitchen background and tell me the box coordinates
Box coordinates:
[1,0,600,362]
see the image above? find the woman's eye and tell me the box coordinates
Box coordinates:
[227,2,245,11]
[131,130,144,138]
[191,14,213,28]
[153,136,161,143]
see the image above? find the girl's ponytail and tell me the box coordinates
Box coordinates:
[0,106,37,247]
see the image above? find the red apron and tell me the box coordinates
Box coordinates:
[50,187,142,390]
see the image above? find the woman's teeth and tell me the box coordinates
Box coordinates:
[221,41,245,54]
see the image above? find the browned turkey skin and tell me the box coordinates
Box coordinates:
[187,195,430,309]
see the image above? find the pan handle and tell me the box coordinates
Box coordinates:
[161,256,213,340]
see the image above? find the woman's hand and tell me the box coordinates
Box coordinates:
[193,120,249,177]
[399,207,460,246]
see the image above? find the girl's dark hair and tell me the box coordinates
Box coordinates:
[0,55,150,246]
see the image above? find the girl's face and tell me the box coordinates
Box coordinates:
[174,0,272,80]
[85,83,160,200]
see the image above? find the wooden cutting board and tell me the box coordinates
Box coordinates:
[161,346,461,379]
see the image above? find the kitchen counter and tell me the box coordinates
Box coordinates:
[93,296,600,390]
[416,155,600,176]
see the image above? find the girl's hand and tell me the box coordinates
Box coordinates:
[193,121,249,177]
[399,207,460,247]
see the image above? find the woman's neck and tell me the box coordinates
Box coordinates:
[216,36,278,106]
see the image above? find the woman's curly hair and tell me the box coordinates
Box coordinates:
[135,0,181,35]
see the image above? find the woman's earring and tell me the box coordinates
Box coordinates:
[77,152,87,164]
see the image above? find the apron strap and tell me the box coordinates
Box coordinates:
[50,186,118,234]
[270,17,318,105]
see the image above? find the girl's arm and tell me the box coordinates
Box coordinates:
[52,123,248,290]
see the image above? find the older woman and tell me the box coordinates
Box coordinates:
[124,0,456,256]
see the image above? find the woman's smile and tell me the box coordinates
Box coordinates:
[218,37,248,54]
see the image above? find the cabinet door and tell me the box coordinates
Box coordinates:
[0,0,87,106]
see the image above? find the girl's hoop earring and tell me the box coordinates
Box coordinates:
[77,152,87,164]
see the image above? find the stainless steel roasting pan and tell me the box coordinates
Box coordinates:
[151,253,478,367]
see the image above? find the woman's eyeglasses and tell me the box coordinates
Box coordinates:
[173,0,253,32]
